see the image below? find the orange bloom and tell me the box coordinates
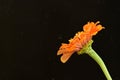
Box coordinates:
[57,21,104,63]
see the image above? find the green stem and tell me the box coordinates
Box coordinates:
[86,46,112,80]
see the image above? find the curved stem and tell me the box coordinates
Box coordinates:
[86,46,112,80]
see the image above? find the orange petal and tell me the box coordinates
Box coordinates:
[60,53,72,63]
[83,21,104,35]
[57,43,69,55]
[83,22,93,32]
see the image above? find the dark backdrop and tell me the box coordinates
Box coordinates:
[0,0,120,80]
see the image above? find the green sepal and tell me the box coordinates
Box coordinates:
[77,40,93,55]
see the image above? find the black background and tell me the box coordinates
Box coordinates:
[0,0,120,80]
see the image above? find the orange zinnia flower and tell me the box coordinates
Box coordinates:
[57,21,104,63]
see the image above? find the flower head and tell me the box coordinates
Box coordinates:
[57,21,104,63]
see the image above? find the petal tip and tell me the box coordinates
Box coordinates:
[60,57,67,63]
